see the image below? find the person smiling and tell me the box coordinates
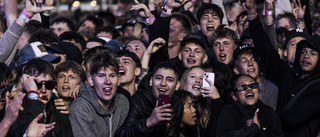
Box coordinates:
[69,50,129,137]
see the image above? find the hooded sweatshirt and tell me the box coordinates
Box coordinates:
[249,17,320,137]
[69,83,129,137]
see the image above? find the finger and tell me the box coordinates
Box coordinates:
[134,0,139,4]
[303,5,306,11]
[55,98,63,102]
[254,108,259,117]
[56,106,67,110]
[55,102,65,106]
[160,108,172,113]
[45,122,56,128]
[156,100,159,107]
[34,113,44,122]
[59,111,70,115]
[42,125,55,135]
[293,0,298,8]
[297,0,301,8]
[160,103,171,108]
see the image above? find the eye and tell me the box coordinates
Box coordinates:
[124,61,129,64]
[184,49,190,53]
[301,50,306,55]
[98,74,105,78]
[70,76,76,79]
[135,48,141,51]
[167,78,174,82]
[155,76,162,80]
[58,75,64,79]
[110,74,117,78]
[241,59,248,64]
[195,50,201,54]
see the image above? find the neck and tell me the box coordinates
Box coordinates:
[98,99,110,112]
[256,76,261,84]
[120,81,136,96]
[168,43,181,59]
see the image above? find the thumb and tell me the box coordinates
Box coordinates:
[156,100,159,107]
[254,108,259,118]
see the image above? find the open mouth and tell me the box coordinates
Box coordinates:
[187,59,196,64]
[40,95,48,101]
[219,54,226,61]
[206,25,215,31]
[62,85,70,92]
[245,92,254,98]
[158,88,167,94]
[192,85,201,91]
[301,60,311,66]
[119,70,126,76]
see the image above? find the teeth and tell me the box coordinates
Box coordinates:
[220,54,226,57]
[103,87,111,91]
[187,59,195,62]
[246,93,254,97]
[62,86,69,89]
[119,70,126,75]
[207,25,214,28]
[248,69,254,72]
[159,88,166,92]
[192,85,200,90]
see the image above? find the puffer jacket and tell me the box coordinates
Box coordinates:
[115,73,183,137]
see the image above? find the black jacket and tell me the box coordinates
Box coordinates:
[249,17,320,137]
[9,95,73,137]
[216,100,284,137]
[115,73,183,137]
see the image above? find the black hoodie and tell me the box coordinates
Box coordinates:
[249,17,320,137]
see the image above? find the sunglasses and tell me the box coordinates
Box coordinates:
[35,80,56,90]
[235,83,259,91]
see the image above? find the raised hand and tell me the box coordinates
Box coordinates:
[24,0,55,16]
[292,0,306,20]
[3,92,25,125]
[27,113,56,137]
[201,78,220,99]
[146,102,172,127]
[131,0,153,18]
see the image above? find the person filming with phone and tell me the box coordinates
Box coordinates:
[115,62,183,137]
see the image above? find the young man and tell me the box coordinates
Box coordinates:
[69,50,129,137]
[9,58,73,137]
[233,45,278,110]
[125,38,148,60]
[59,31,86,52]
[216,74,283,136]
[115,62,183,137]
[117,50,141,96]
[245,1,320,136]
[54,61,85,114]
[208,25,238,66]
[50,17,74,36]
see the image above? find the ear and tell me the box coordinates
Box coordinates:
[135,67,141,76]
[202,54,208,63]
[283,49,287,57]
[178,52,182,61]
[233,67,240,75]
[149,76,153,87]
[178,32,187,41]
[175,81,181,91]
[88,75,94,87]
[231,92,237,101]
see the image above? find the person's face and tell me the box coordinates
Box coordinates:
[180,43,207,68]
[149,68,180,99]
[118,56,140,85]
[284,37,305,66]
[232,75,259,108]
[35,73,54,105]
[242,38,254,47]
[213,37,236,65]
[56,70,82,98]
[78,20,96,34]
[184,67,204,98]
[50,22,70,36]
[300,47,319,73]
[90,67,119,105]
[277,17,294,31]
[168,18,184,47]
[237,16,247,35]
[123,26,134,37]
[200,11,221,37]
[234,54,260,79]
[97,31,113,40]
[140,27,149,42]
[182,96,197,126]
[125,40,146,60]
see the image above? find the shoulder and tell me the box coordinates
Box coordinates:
[70,97,92,112]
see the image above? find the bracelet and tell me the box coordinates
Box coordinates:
[19,14,30,23]
[247,13,258,20]
[146,15,155,25]
[265,10,272,16]
[161,6,172,14]
[21,10,32,19]
[27,91,39,100]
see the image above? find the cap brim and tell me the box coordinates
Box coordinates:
[40,55,61,63]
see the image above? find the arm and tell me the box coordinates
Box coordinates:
[263,0,278,51]
[4,0,17,28]
[0,92,25,137]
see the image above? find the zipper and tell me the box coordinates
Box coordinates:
[108,114,113,137]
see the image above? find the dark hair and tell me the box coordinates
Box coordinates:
[51,17,75,31]
[171,13,193,34]
[196,3,224,24]
[29,28,59,45]
[22,58,55,79]
[54,61,85,82]
[96,26,121,39]
[276,27,289,50]
[59,31,86,51]
[0,62,12,84]
[90,50,119,76]
[95,11,116,27]
[153,62,179,79]
[0,16,7,34]
[312,16,320,34]
[275,12,297,29]
[117,50,142,68]
[208,25,239,46]
[83,47,116,70]
[79,15,102,33]
[25,20,46,36]
[236,11,247,28]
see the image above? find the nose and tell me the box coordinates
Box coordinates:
[208,16,213,22]
[39,83,46,94]
[248,60,253,66]
[64,77,69,83]
[191,105,196,113]
[196,76,201,83]
[160,79,167,87]
[219,44,224,51]
[104,76,111,85]
[189,51,195,57]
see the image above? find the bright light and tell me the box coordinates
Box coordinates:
[72,1,81,7]
[90,0,97,7]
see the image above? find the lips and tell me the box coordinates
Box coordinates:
[187,59,196,64]
[192,84,201,91]
[62,85,70,92]
[192,114,197,121]
[301,60,311,66]
[219,53,226,61]
[206,25,215,31]
[119,69,126,76]
[158,88,167,94]
[245,92,254,98]
[103,87,112,95]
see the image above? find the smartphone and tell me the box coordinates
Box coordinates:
[158,95,171,106]
[203,72,215,87]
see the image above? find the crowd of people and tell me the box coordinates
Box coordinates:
[0,0,320,136]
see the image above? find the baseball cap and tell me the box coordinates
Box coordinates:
[15,42,61,66]
[181,33,207,50]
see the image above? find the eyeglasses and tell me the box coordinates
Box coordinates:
[235,83,259,91]
[35,80,56,90]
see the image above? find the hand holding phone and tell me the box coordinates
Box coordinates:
[202,72,215,96]
[158,95,171,106]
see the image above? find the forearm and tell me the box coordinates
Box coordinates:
[4,0,17,28]
[0,119,13,137]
